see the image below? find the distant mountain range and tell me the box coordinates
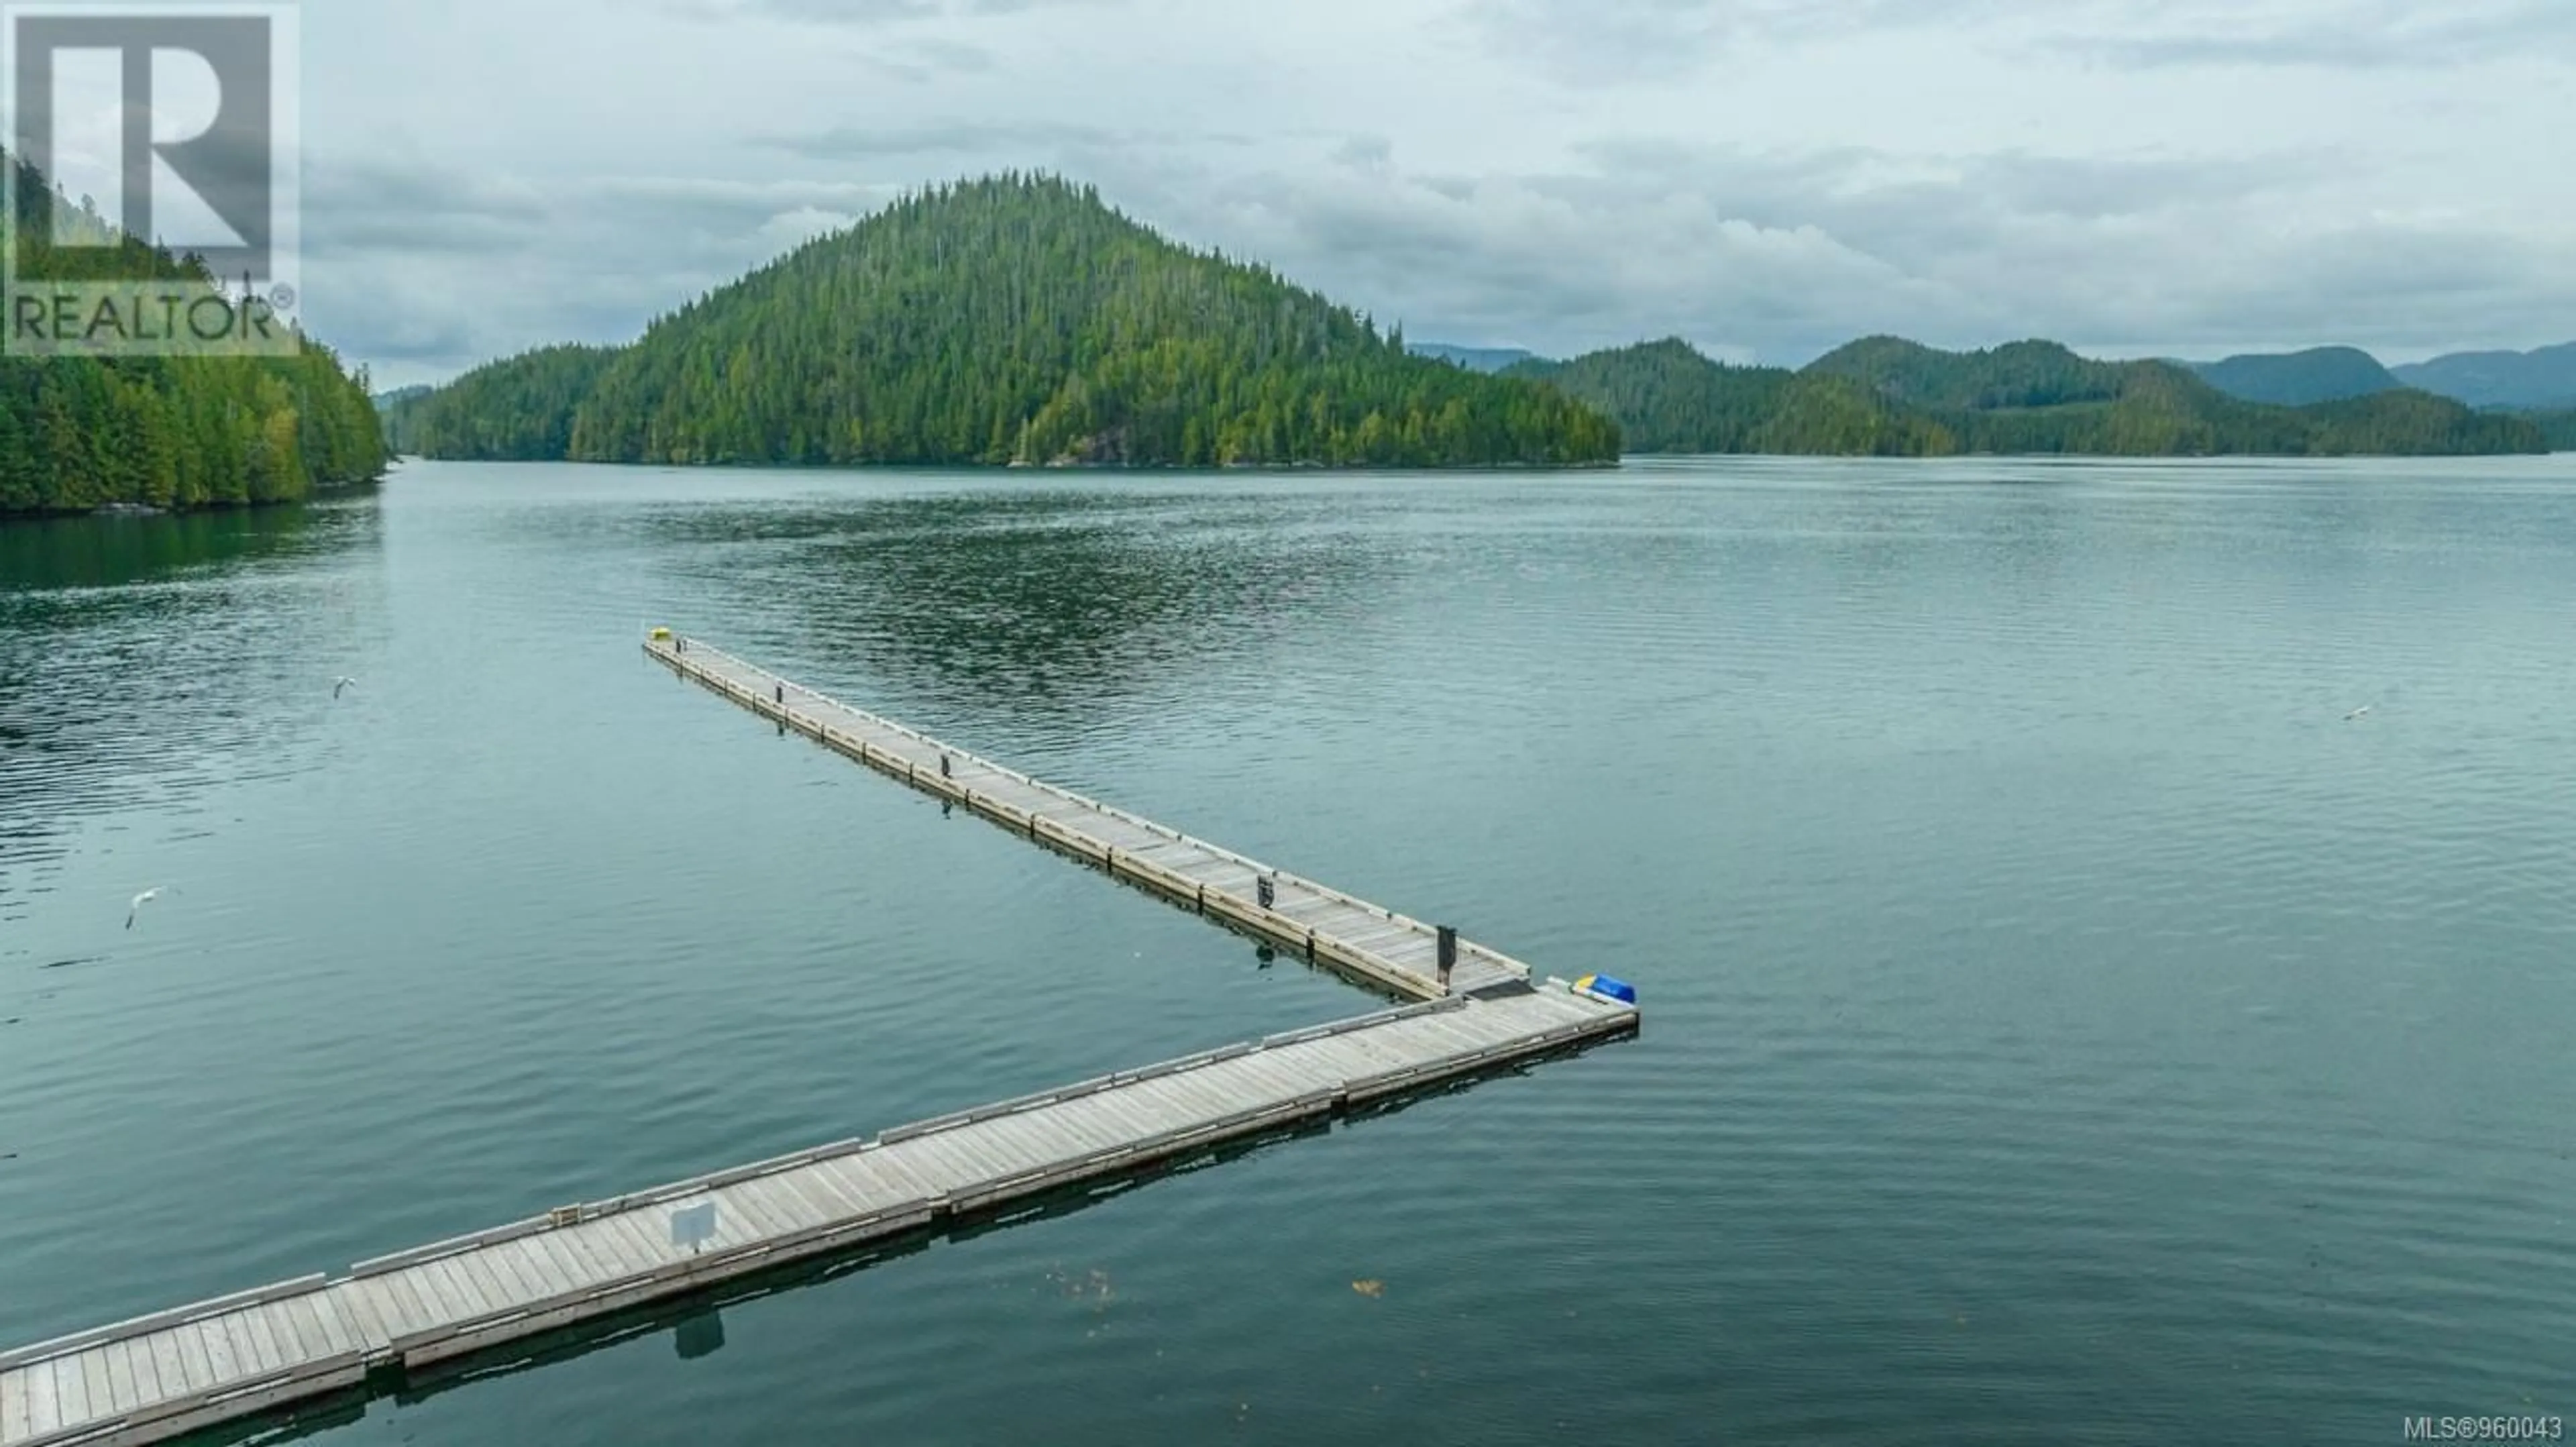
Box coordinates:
[1507,336,2547,458]
[2181,343,2576,412]
[1430,337,2573,443]
[2390,344,2576,409]
[2182,347,2404,407]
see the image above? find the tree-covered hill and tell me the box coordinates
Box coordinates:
[1508,340,1791,453]
[1513,335,2545,458]
[2184,346,2403,406]
[388,345,611,460]
[1507,339,1952,455]
[1803,336,2143,412]
[1,153,389,517]
[400,175,1620,469]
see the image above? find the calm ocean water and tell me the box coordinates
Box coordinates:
[2,458,2571,1445]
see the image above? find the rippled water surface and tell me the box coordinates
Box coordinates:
[3,458,2572,1444]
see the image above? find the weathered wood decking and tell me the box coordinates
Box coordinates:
[645,635,1530,998]
[0,989,1633,1446]
[0,634,1641,1447]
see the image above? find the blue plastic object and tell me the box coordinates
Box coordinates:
[1574,973,1639,1006]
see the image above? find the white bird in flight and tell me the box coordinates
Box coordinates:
[2345,706,2373,721]
[125,888,171,930]
[333,677,358,700]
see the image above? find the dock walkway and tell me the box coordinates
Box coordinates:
[0,989,1632,1447]
[0,635,1641,1447]
[646,636,1528,998]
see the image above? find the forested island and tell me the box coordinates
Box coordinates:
[387,175,1619,469]
[1,155,389,517]
[1505,337,2547,457]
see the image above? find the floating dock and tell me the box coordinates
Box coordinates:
[0,992,1631,1447]
[645,636,1530,999]
[0,636,1640,1447]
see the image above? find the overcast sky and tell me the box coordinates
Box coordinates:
[293,0,2576,388]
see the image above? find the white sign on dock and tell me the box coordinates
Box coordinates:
[670,1200,720,1252]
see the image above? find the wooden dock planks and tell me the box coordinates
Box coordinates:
[646,637,1530,998]
[0,985,1633,1447]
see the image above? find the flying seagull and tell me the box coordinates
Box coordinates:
[126,888,170,930]
[2345,706,2373,722]
[333,677,358,700]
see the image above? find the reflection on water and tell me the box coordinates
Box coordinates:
[0,504,348,594]
[642,490,1391,734]
[0,501,386,917]
[672,1308,725,1362]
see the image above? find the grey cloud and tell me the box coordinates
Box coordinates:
[301,154,900,382]
[1051,146,1929,357]
[313,0,2572,387]
[2064,0,2576,69]
[762,121,1121,160]
[311,164,884,266]
[1042,138,2572,366]
[328,303,482,366]
[796,34,1002,82]
[760,119,1259,164]
[871,38,1001,78]
[753,0,938,20]
[1963,152,2320,220]
[1472,0,2004,81]
[1330,135,1393,172]
[327,129,2576,387]
[1534,140,2325,288]
[1479,0,2575,82]
[307,161,549,257]
[706,0,1114,24]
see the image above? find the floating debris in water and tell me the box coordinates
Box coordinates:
[1351,1279,1385,1298]
[38,956,106,972]
[1043,1265,1116,1305]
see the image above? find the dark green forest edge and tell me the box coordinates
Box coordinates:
[388,176,1619,469]
[1,154,388,517]
[1507,338,2548,458]
[2508,408,2576,450]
